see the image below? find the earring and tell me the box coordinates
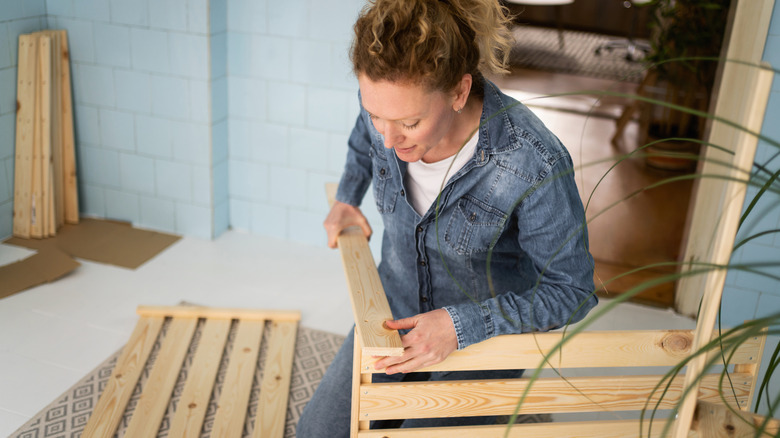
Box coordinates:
[456,107,463,114]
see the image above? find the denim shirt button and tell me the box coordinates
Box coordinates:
[416,226,423,233]
[419,260,426,266]
[379,168,386,176]
[421,296,429,303]
[400,189,405,196]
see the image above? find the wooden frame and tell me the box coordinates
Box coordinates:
[326,184,769,437]
[82,305,300,438]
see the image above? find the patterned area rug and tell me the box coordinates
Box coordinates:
[510,25,648,83]
[10,324,346,438]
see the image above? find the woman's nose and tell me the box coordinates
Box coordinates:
[383,124,404,149]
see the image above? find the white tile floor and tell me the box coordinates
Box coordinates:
[0,229,697,436]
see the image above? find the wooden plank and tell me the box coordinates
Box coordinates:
[325,183,404,357]
[36,32,54,237]
[733,330,768,412]
[30,33,44,239]
[137,305,301,321]
[40,30,64,229]
[211,319,265,438]
[13,34,37,238]
[124,316,198,437]
[351,329,364,438]
[252,320,298,438]
[358,419,664,438]
[673,0,776,430]
[57,29,78,224]
[82,316,164,438]
[168,318,231,438]
[358,373,752,421]
[692,400,780,437]
[361,330,762,373]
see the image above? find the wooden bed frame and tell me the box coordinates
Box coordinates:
[81,305,299,438]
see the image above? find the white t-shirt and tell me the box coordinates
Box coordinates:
[405,132,479,216]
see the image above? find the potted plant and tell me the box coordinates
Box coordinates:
[638,0,732,171]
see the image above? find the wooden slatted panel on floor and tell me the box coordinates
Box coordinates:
[82,306,301,438]
[13,34,37,238]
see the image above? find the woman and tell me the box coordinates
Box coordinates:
[298,0,596,435]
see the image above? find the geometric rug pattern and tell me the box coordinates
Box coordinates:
[510,25,647,83]
[10,323,346,438]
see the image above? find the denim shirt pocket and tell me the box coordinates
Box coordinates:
[445,195,507,255]
[369,147,397,214]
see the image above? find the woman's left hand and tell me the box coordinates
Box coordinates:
[374,308,458,374]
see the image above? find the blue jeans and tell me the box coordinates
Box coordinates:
[296,327,524,438]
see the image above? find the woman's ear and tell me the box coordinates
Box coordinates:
[453,73,472,111]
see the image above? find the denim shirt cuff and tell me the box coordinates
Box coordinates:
[336,170,371,207]
[443,302,494,350]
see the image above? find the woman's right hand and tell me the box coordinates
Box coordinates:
[324,201,372,248]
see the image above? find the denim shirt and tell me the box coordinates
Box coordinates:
[335,79,597,350]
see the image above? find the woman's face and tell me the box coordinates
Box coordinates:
[358,75,462,163]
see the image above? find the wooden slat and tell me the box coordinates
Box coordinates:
[82,316,164,438]
[361,329,762,373]
[692,400,780,437]
[57,29,78,224]
[168,318,231,438]
[40,30,64,229]
[30,33,44,239]
[358,419,665,438]
[37,33,53,237]
[211,319,265,438]
[252,320,298,438]
[358,373,752,421]
[137,305,301,321]
[124,316,198,437]
[325,183,404,357]
[13,34,37,238]
[673,0,776,429]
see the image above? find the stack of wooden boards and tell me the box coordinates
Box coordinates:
[13,30,78,239]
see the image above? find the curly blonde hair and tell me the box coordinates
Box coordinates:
[351,0,514,96]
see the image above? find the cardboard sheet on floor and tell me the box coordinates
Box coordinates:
[0,247,80,299]
[4,218,181,270]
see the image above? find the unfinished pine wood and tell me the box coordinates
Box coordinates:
[137,305,301,321]
[358,373,751,421]
[82,316,165,438]
[211,319,265,438]
[168,318,231,437]
[57,29,78,224]
[673,0,776,432]
[38,34,53,237]
[252,320,298,438]
[692,400,780,437]
[325,183,404,357]
[40,30,64,229]
[29,33,45,239]
[124,317,198,436]
[362,329,761,373]
[356,419,664,438]
[13,34,37,238]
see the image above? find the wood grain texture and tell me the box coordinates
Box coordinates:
[13,34,37,238]
[124,317,198,437]
[37,34,52,237]
[358,373,752,421]
[211,319,265,438]
[168,318,231,438]
[29,33,44,239]
[82,316,164,438]
[252,320,298,438]
[325,183,403,357]
[692,400,780,437]
[137,305,301,321]
[358,419,665,438]
[56,29,78,224]
[40,30,64,229]
[361,329,761,373]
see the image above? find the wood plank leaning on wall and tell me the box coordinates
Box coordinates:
[12,30,78,239]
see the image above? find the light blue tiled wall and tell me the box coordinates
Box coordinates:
[0,0,47,238]
[720,2,780,416]
[42,0,219,239]
[226,0,384,249]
